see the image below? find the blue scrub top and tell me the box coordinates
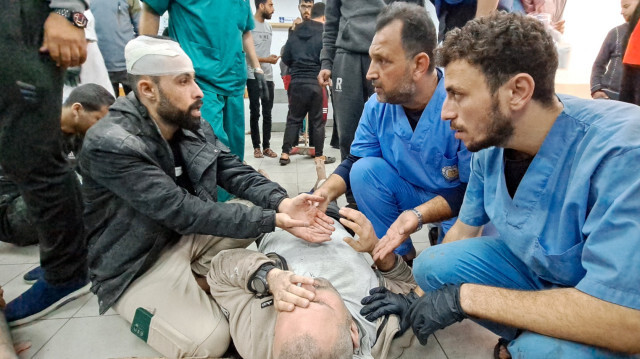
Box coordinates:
[145,0,254,96]
[350,69,471,203]
[459,95,640,310]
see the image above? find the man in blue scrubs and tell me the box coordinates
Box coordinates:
[314,3,470,262]
[360,12,640,358]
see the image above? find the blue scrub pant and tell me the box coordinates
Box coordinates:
[350,157,455,256]
[414,238,639,358]
[200,85,245,202]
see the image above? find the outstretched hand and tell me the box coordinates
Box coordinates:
[372,210,418,262]
[277,194,335,243]
[339,207,378,255]
[267,268,316,312]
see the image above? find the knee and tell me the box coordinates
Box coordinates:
[413,245,463,291]
[350,157,391,194]
[508,331,614,358]
[194,321,231,358]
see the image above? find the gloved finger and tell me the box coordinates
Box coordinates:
[359,296,394,316]
[363,307,396,322]
[369,286,389,296]
[360,292,390,306]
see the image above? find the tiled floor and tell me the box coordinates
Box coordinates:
[0,131,497,359]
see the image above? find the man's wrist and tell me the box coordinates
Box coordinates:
[253,67,264,74]
[406,208,423,232]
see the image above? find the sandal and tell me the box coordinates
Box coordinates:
[263,148,278,158]
[253,148,264,158]
[493,338,512,359]
[279,154,290,166]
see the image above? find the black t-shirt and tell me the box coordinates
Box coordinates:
[404,107,424,131]
[503,149,534,198]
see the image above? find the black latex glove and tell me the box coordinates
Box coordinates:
[64,66,81,87]
[360,287,419,337]
[254,69,270,102]
[408,284,467,345]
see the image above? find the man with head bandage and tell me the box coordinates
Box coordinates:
[78,36,335,358]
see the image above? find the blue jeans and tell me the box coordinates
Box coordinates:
[350,157,455,256]
[414,238,640,358]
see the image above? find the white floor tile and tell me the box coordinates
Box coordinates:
[11,318,68,359]
[434,320,499,359]
[0,244,39,265]
[0,264,35,286]
[32,316,161,359]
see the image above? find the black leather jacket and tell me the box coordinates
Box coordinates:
[79,93,288,313]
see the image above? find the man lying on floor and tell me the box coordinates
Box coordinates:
[207,204,420,359]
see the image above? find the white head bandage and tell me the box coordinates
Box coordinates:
[125,36,194,76]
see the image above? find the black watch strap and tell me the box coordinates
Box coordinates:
[248,263,277,296]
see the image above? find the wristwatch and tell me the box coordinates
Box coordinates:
[248,262,276,297]
[51,8,88,29]
[405,208,423,232]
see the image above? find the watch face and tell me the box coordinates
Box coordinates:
[252,278,267,294]
[73,12,88,28]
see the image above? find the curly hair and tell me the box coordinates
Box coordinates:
[436,12,557,105]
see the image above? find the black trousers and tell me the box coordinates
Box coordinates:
[330,51,373,160]
[0,0,87,284]
[247,79,275,149]
[282,81,325,156]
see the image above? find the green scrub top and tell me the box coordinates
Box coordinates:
[145,0,254,96]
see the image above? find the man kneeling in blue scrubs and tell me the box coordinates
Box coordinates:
[359,12,640,358]
[314,3,470,262]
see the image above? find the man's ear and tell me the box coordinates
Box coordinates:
[413,53,431,79]
[504,73,534,112]
[71,102,83,121]
[350,320,360,350]
[137,77,157,102]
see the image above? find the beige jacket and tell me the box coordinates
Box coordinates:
[207,248,420,359]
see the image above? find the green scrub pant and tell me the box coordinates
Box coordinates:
[200,84,246,202]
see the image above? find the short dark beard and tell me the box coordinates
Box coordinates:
[156,86,202,132]
[466,97,514,152]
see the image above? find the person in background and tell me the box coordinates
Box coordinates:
[248,0,279,159]
[92,0,140,96]
[1,0,92,327]
[590,0,634,100]
[1,84,114,250]
[621,0,640,105]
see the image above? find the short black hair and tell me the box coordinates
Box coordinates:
[376,2,437,71]
[63,84,115,112]
[437,12,557,105]
[255,0,267,10]
[299,0,313,4]
[311,2,325,18]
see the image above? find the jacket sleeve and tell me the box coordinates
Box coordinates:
[215,151,289,212]
[320,0,341,71]
[591,28,616,94]
[79,130,279,239]
[282,36,293,67]
[49,0,88,12]
[208,249,277,359]
[381,255,417,294]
